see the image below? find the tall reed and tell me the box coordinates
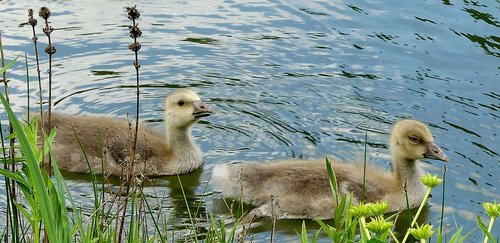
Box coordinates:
[28,9,45,165]
[39,7,56,177]
[116,6,143,242]
[0,32,21,243]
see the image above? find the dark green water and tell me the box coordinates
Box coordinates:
[1,0,498,241]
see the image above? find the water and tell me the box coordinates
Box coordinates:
[1,0,499,241]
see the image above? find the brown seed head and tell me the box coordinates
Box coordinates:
[28,9,38,27]
[39,7,51,20]
[126,6,140,20]
[44,45,57,55]
[129,25,142,39]
[128,42,141,52]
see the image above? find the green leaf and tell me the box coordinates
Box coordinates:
[315,219,335,239]
[51,156,71,241]
[437,225,443,243]
[14,200,35,223]
[0,156,25,164]
[51,151,88,243]
[325,157,339,205]
[300,220,309,243]
[0,168,31,190]
[0,54,20,74]
[448,226,463,243]
[311,228,321,243]
[476,215,495,243]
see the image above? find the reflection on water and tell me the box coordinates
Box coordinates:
[1,0,499,241]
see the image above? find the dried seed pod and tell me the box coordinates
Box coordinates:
[126,6,140,20]
[44,45,56,55]
[28,9,37,27]
[129,25,142,38]
[128,42,141,52]
[39,7,51,20]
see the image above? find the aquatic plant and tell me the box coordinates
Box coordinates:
[39,6,56,176]
[408,224,434,243]
[401,173,444,243]
[116,5,144,242]
[0,90,87,243]
[0,33,21,243]
[479,201,499,243]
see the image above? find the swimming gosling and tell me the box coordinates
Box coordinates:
[40,89,213,176]
[212,119,449,220]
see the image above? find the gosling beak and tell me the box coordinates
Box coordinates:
[192,100,214,118]
[424,142,449,162]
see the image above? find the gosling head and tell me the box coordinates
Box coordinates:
[164,89,214,128]
[390,119,449,163]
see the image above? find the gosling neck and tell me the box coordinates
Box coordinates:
[163,123,203,174]
[391,153,427,206]
[392,157,425,183]
[165,124,198,153]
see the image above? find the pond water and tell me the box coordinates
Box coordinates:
[1,0,499,242]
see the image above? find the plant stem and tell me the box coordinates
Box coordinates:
[118,6,142,241]
[483,217,495,243]
[362,130,367,202]
[132,16,140,160]
[28,9,45,169]
[25,53,30,120]
[412,188,431,227]
[0,31,20,243]
[42,10,54,177]
[0,120,12,243]
[440,165,447,239]
[389,229,400,243]
[401,187,432,243]
[270,196,277,243]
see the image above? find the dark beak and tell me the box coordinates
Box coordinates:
[192,100,214,118]
[424,142,449,162]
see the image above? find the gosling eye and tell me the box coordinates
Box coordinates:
[409,135,420,144]
[177,100,186,107]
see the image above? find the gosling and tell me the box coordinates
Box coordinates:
[40,88,213,176]
[212,119,448,220]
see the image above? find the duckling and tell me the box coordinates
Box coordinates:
[40,88,213,176]
[212,119,448,220]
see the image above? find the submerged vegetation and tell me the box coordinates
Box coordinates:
[0,5,498,243]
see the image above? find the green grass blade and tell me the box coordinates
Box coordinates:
[143,193,166,243]
[0,168,31,190]
[177,174,198,242]
[315,219,335,239]
[448,226,463,243]
[51,149,88,243]
[0,54,19,74]
[476,216,495,242]
[300,220,309,243]
[325,157,339,205]
[437,225,443,243]
[128,192,136,243]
